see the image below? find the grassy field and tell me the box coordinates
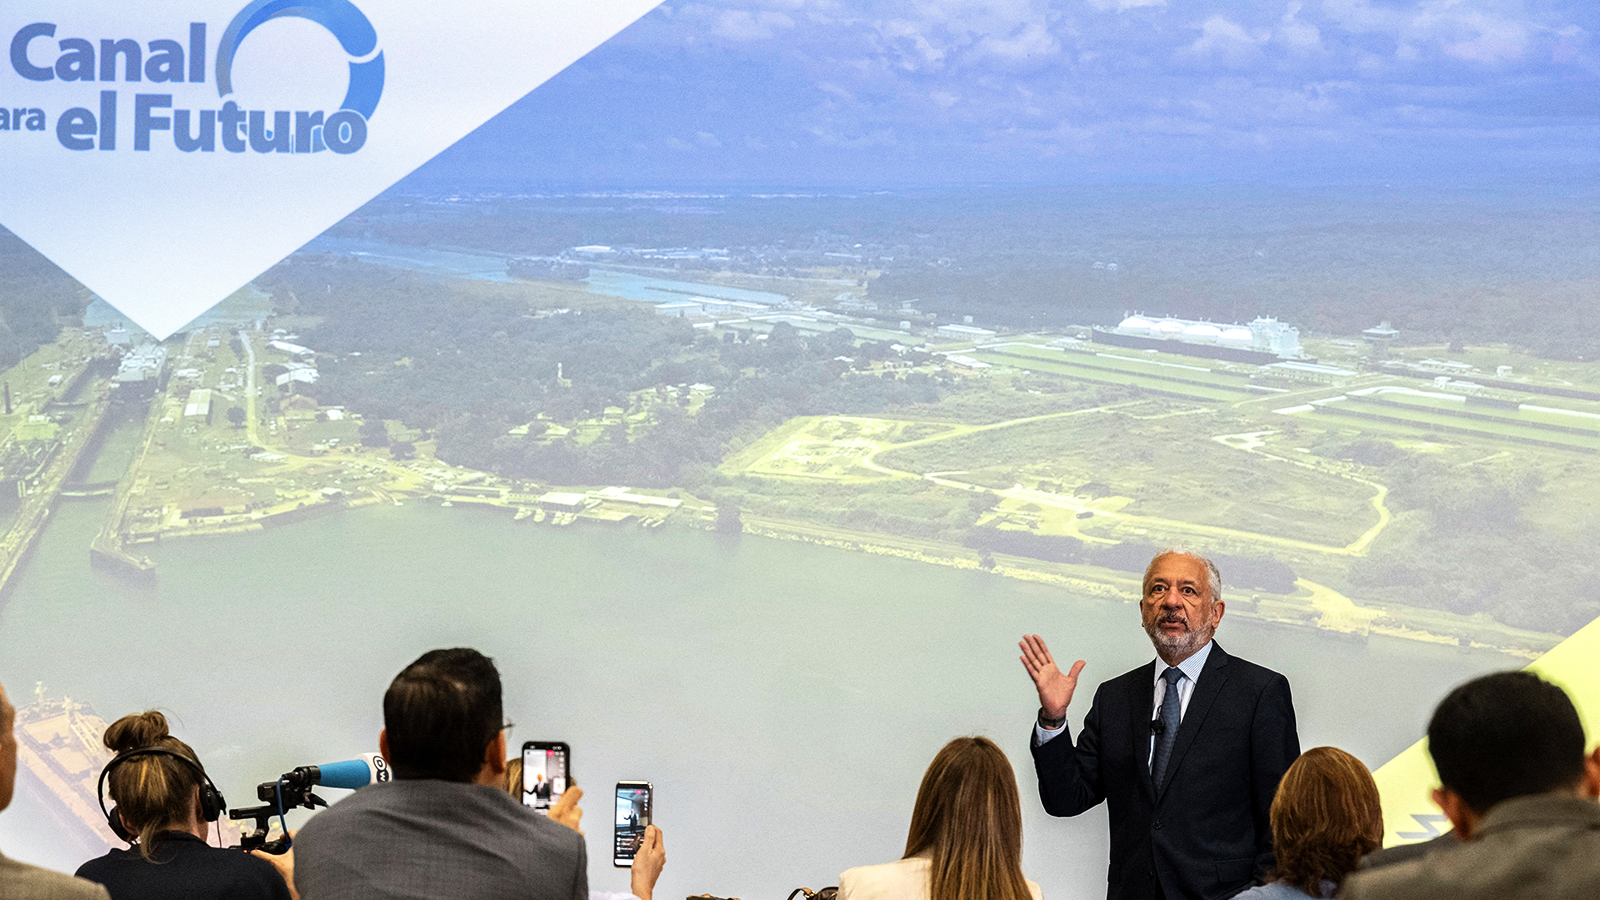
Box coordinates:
[993,344,1258,387]
[1316,394,1600,452]
[971,349,1258,402]
[872,408,1379,548]
[1358,389,1600,435]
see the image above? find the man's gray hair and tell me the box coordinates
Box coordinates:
[1144,547,1222,605]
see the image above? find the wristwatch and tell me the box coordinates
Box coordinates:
[1037,708,1066,730]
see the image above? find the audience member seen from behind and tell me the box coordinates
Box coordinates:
[0,677,111,900]
[293,648,664,900]
[1343,671,1600,900]
[74,711,291,900]
[1234,747,1382,899]
[840,737,1042,900]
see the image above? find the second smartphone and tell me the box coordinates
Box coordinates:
[613,781,653,867]
[521,741,571,815]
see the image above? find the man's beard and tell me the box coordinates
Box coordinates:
[1145,608,1214,660]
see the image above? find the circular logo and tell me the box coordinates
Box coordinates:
[215,0,384,125]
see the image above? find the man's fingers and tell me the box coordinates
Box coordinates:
[1067,659,1086,682]
[1019,635,1050,670]
[553,785,583,811]
[1035,635,1056,667]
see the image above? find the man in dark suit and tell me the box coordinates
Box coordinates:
[1020,549,1300,900]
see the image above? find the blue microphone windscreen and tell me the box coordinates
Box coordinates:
[317,759,374,790]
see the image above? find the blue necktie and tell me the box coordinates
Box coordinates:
[1152,667,1183,789]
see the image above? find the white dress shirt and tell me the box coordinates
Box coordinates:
[1035,640,1214,764]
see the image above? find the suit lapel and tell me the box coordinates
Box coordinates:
[1128,661,1157,804]
[1153,642,1230,805]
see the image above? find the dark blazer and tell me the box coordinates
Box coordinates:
[1031,642,1299,900]
[76,832,290,900]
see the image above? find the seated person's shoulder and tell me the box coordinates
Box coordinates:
[3,855,112,900]
[1344,837,1525,900]
[840,857,930,900]
[839,859,1039,900]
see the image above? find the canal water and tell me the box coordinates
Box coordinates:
[0,452,1511,899]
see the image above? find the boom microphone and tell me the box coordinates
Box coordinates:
[286,752,392,790]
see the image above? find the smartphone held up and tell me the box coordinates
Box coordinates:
[613,781,653,867]
[521,741,570,816]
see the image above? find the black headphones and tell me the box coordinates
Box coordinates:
[96,746,228,844]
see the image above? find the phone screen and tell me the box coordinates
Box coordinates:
[613,782,652,866]
[521,742,570,815]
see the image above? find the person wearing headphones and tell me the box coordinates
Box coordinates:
[74,710,293,900]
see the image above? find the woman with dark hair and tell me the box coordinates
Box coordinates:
[840,736,1042,900]
[74,711,293,900]
[1235,746,1383,899]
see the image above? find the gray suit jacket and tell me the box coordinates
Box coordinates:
[0,852,110,900]
[293,779,587,900]
[1357,833,1459,872]
[1342,794,1600,900]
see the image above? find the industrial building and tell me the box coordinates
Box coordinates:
[936,323,998,340]
[1092,314,1306,364]
[183,389,213,423]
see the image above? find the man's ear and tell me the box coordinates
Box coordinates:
[1582,747,1600,800]
[1211,599,1225,628]
[485,729,508,776]
[379,729,390,763]
[1432,786,1478,841]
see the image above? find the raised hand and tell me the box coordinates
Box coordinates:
[1019,634,1086,721]
[629,825,666,900]
[548,784,585,834]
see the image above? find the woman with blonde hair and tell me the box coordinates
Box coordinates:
[74,711,293,900]
[1235,746,1383,899]
[840,736,1042,900]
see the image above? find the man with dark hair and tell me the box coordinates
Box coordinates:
[293,649,665,900]
[1343,670,1600,900]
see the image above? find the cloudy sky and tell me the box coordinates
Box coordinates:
[408,0,1600,188]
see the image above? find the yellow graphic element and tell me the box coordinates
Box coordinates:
[1374,616,1600,846]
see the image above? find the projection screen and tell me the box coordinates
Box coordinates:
[2,1,1599,898]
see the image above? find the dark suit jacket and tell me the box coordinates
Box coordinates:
[1031,642,1299,900]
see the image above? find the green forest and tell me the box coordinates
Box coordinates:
[266,259,944,487]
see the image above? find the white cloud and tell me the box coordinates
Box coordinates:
[1086,0,1165,11]
[1274,2,1321,53]
[975,20,1060,65]
[1323,0,1540,67]
[711,9,796,40]
[1184,15,1266,67]
[1440,12,1528,64]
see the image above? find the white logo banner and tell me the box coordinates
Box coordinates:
[0,0,660,338]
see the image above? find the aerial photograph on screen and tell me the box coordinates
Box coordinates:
[2,1,1597,897]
